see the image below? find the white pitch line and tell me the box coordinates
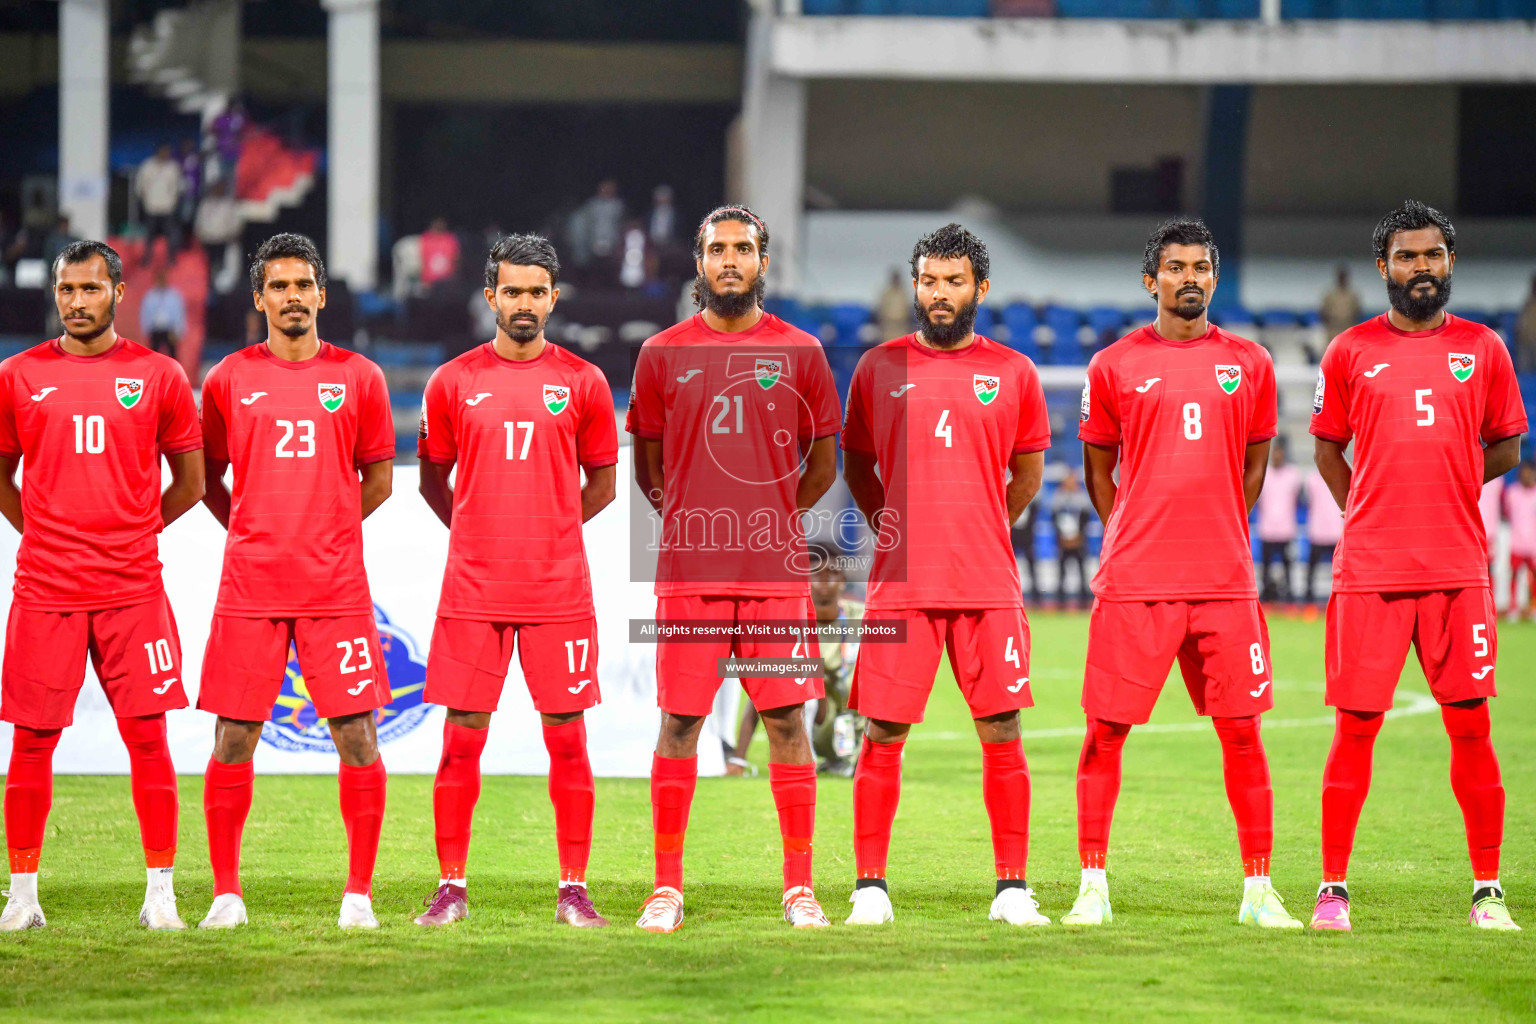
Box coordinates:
[906,690,1440,743]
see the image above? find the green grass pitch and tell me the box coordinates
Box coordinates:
[0,611,1531,1023]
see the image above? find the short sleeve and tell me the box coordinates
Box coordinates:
[799,342,842,441]
[1013,357,1052,454]
[625,342,664,439]
[1077,355,1120,446]
[1480,335,1527,444]
[200,362,230,463]
[354,361,396,467]
[839,351,875,455]
[157,360,202,455]
[0,364,20,459]
[1248,349,1279,444]
[577,366,619,469]
[1309,337,1353,443]
[417,364,458,464]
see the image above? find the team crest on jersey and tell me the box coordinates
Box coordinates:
[974,374,1000,405]
[543,383,570,415]
[755,357,783,390]
[115,378,144,409]
[1215,365,1242,394]
[1449,352,1475,383]
[318,383,346,412]
[261,605,430,754]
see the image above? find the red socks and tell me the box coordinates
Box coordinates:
[651,753,697,891]
[769,761,816,891]
[433,721,487,883]
[5,726,61,874]
[852,737,904,880]
[338,759,387,897]
[116,715,178,868]
[1442,702,1503,879]
[1212,716,1274,876]
[543,720,595,885]
[1320,709,1383,881]
[204,757,254,896]
[981,739,1030,881]
[1075,719,1130,870]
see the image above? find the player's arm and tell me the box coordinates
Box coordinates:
[203,458,232,529]
[1485,435,1521,483]
[0,455,21,533]
[843,449,885,531]
[1082,441,1118,524]
[161,449,205,527]
[1243,439,1271,513]
[1313,438,1351,511]
[1005,450,1044,526]
[359,458,392,520]
[797,436,838,514]
[634,436,664,513]
[418,457,454,527]
[581,465,616,523]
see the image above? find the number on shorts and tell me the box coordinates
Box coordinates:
[1004,635,1022,668]
[142,638,173,673]
[564,637,590,673]
[336,637,372,673]
[1182,402,1202,440]
[1473,623,1488,658]
[1249,642,1265,675]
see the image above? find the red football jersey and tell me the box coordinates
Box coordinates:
[1079,323,1277,601]
[1310,313,1526,593]
[202,342,395,617]
[0,337,201,611]
[626,313,842,596]
[842,335,1050,610]
[419,341,619,622]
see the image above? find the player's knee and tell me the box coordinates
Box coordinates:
[974,711,1020,744]
[1086,718,1131,749]
[1212,715,1262,751]
[1335,708,1385,739]
[865,718,910,744]
[115,713,168,752]
[1440,700,1491,739]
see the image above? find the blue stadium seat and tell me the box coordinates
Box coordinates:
[1002,303,1040,360]
[974,304,997,339]
[371,342,444,367]
[828,303,871,347]
[1086,306,1127,348]
[1258,309,1302,328]
[1043,305,1086,365]
[1455,308,1495,327]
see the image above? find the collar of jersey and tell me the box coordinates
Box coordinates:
[903,332,989,359]
[686,311,776,341]
[50,336,125,362]
[256,339,331,369]
[482,339,554,368]
[1138,322,1218,348]
[1376,311,1455,339]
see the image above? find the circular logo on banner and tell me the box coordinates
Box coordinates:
[259,605,431,754]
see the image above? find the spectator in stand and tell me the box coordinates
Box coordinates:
[212,99,247,174]
[580,179,625,263]
[136,143,184,255]
[648,184,676,247]
[1257,438,1303,602]
[418,218,460,291]
[619,220,648,289]
[1303,465,1344,605]
[40,215,79,266]
[0,209,26,282]
[139,269,186,359]
[876,267,910,343]
[1052,469,1092,609]
[177,138,202,239]
[195,178,243,293]
[1319,265,1361,343]
[1012,489,1041,604]
[1480,475,1504,581]
[1503,461,1536,620]
[1516,274,1536,374]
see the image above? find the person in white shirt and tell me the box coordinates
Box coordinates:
[1303,467,1344,605]
[139,269,186,358]
[136,144,184,254]
[1256,438,1303,602]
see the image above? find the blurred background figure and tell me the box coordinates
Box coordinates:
[1052,470,1091,609]
[1304,464,1344,606]
[648,185,676,248]
[1320,265,1361,343]
[1480,475,1505,582]
[1257,438,1303,603]
[1012,490,1041,605]
[570,179,624,272]
[140,268,186,358]
[194,179,243,294]
[1503,461,1536,620]
[876,267,911,343]
[40,216,79,268]
[1517,274,1536,373]
[418,218,460,293]
[176,138,202,242]
[135,143,183,255]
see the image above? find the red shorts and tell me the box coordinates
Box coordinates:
[425,616,601,715]
[1325,588,1497,712]
[655,594,825,717]
[1,594,188,729]
[198,613,391,722]
[850,607,1033,724]
[1083,599,1273,725]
